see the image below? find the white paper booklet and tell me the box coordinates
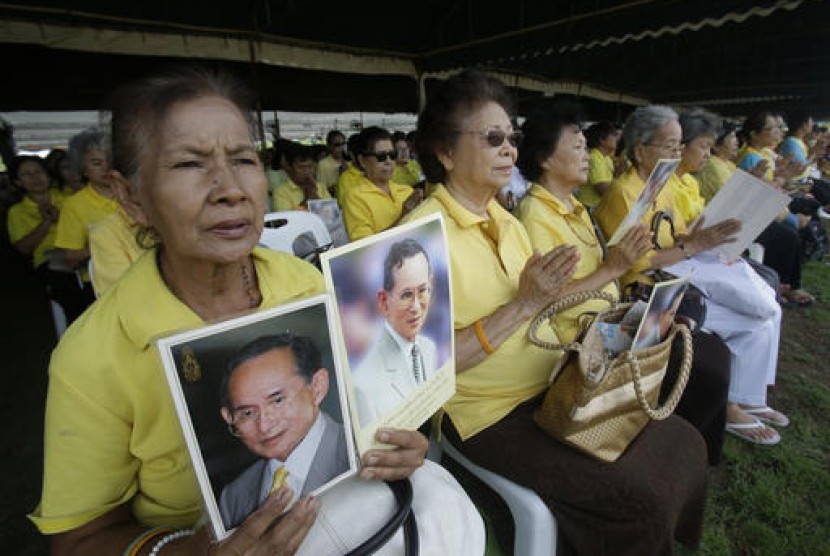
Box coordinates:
[692,168,791,262]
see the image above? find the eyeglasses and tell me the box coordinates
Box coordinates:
[366,150,398,162]
[391,284,432,305]
[645,142,683,154]
[458,128,523,148]
[231,394,289,429]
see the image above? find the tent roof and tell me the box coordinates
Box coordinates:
[1,0,829,120]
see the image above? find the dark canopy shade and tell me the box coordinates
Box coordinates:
[1,0,829,121]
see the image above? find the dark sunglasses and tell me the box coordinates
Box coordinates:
[460,128,523,148]
[366,150,398,162]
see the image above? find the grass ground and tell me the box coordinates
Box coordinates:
[2,243,829,555]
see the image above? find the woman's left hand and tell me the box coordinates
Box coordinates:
[359,428,428,481]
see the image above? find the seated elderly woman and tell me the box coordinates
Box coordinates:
[340,126,423,241]
[595,105,788,446]
[695,120,740,202]
[29,66,483,556]
[408,70,710,555]
[515,101,731,465]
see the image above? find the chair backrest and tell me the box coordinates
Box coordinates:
[260,211,333,257]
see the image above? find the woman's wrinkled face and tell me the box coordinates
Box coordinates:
[444,101,517,193]
[681,134,716,173]
[634,119,682,177]
[541,125,589,188]
[714,132,739,161]
[136,95,266,266]
[359,138,395,186]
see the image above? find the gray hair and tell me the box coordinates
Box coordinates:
[622,105,678,163]
[67,128,106,177]
[679,108,721,145]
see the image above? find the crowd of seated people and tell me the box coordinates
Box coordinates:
[4,64,830,555]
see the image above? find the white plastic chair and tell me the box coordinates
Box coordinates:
[431,433,559,555]
[260,211,333,258]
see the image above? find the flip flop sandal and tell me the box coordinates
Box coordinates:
[725,419,781,446]
[742,405,791,427]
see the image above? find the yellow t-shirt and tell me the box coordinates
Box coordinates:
[88,209,147,295]
[577,148,614,208]
[7,190,65,268]
[341,177,413,241]
[405,185,561,440]
[271,179,332,212]
[516,184,619,343]
[594,167,686,288]
[695,156,736,203]
[392,160,422,188]
[29,247,324,534]
[664,173,705,226]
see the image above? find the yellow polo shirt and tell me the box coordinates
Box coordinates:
[594,167,686,288]
[392,160,422,187]
[695,156,736,203]
[316,155,344,192]
[272,178,332,212]
[89,209,147,295]
[54,184,119,252]
[335,163,363,206]
[665,173,705,226]
[7,190,65,268]
[29,247,324,534]
[517,184,619,343]
[577,148,614,208]
[405,185,561,440]
[341,177,413,241]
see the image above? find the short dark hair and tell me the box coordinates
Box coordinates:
[283,142,316,166]
[383,239,431,292]
[516,99,583,183]
[9,154,47,181]
[785,111,812,133]
[715,120,737,146]
[352,126,392,171]
[326,129,345,146]
[219,333,321,409]
[415,71,515,184]
[584,121,619,150]
[391,131,407,144]
[742,111,776,136]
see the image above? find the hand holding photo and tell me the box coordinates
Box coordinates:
[157,296,357,540]
[607,158,680,246]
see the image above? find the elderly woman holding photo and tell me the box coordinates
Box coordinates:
[408,70,710,555]
[515,101,732,465]
[30,66,481,556]
[595,105,788,446]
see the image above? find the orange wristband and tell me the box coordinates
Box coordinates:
[474,319,495,354]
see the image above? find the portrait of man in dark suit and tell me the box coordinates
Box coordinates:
[218,333,349,529]
[352,239,439,425]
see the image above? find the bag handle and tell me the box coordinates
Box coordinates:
[345,478,418,556]
[527,290,617,352]
[625,323,693,420]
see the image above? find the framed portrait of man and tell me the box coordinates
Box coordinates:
[321,213,455,453]
[157,295,358,540]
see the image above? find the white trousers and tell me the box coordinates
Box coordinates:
[296,460,485,556]
[666,254,782,406]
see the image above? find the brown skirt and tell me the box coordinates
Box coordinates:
[444,398,708,556]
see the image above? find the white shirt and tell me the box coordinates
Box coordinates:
[385,320,425,382]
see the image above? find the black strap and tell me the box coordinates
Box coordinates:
[650,210,675,250]
[345,478,418,556]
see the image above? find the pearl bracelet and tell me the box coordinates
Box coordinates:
[148,529,195,556]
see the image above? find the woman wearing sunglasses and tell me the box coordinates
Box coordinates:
[406,70,710,555]
[340,126,423,241]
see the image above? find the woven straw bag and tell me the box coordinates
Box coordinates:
[528,291,693,462]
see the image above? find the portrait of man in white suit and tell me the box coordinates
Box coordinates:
[218,333,349,530]
[353,239,439,425]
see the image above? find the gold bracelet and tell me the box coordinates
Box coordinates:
[474,319,495,354]
[123,527,176,556]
